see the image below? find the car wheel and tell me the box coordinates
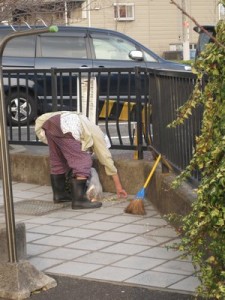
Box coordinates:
[6,91,36,126]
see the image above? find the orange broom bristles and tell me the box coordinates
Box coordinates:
[124,199,146,215]
[124,154,162,216]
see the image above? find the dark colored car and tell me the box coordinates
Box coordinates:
[0,25,191,125]
[194,25,216,59]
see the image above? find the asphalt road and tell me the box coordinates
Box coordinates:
[19,275,199,300]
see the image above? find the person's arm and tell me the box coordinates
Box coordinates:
[112,173,127,198]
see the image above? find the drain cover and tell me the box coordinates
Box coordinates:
[0,200,70,216]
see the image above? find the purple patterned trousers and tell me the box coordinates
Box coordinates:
[42,114,92,178]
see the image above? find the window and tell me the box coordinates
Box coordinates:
[3,36,35,57]
[114,3,134,21]
[143,51,157,63]
[92,34,137,60]
[39,36,87,59]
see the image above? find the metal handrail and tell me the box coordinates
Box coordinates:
[0,25,58,263]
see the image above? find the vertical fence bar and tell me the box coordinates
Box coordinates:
[135,66,143,159]
[51,68,58,112]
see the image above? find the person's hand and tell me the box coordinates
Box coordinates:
[112,174,127,199]
[116,187,127,198]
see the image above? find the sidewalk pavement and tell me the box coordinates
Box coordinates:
[0,180,200,300]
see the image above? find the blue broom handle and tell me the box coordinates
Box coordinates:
[143,154,161,188]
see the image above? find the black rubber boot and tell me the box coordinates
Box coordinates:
[50,174,71,203]
[71,178,102,209]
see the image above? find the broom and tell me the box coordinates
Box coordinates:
[124,154,161,215]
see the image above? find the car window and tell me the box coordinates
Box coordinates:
[143,50,157,62]
[3,35,35,57]
[39,36,88,59]
[198,33,213,53]
[92,34,137,60]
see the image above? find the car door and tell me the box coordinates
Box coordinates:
[89,30,146,69]
[34,29,93,112]
[89,29,146,99]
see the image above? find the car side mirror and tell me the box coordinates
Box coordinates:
[129,50,144,61]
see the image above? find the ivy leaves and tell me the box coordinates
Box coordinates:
[169,11,225,300]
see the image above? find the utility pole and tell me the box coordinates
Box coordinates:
[87,0,91,27]
[182,0,190,60]
[64,1,68,25]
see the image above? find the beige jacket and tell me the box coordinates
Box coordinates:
[35,111,117,176]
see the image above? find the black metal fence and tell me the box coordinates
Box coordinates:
[5,67,202,182]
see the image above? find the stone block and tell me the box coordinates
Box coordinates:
[0,222,26,262]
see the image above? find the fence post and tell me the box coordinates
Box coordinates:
[134,66,143,160]
[152,71,169,173]
[51,68,58,111]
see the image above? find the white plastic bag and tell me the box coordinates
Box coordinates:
[86,168,103,201]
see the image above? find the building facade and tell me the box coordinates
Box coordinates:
[68,0,221,58]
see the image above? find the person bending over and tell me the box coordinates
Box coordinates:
[35,111,127,209]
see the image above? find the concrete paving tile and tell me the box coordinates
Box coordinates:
[162,238,182,247]
[46,261,102,276]
[75,212,112,221]
[75,252,126,265]
[32,235,79,247]
[14,215,34,222]
[48,210,83,218]
[133,217,168,227]
[92,231,136,242]
[138,246,181,260]
[113,223,155,234]
[26,232,47,242]
[113,256,165,270]
[101,242,150,255]
[27,243,54,256]
[12,190,44,199]
[113,201,133,208]
[51,219,91,227]
[29,185,52,193]
[143,210,160,217]
[153,260,196,275]
[125,235,174,246]
[67,239,114,251]
[26,217,61,225]
[81,221,122,231]
[29,257,63,271]
[145,206,159,212]
[28,224,69,234]
[12,182,42,191]
[169,275,200,292]
[145,226,179,238]
[125,270,186,288]
[85,266,142,282]
[40,247,89,260]
[58,227,102,238]
[105,215,144,224]
[97,207,127,215]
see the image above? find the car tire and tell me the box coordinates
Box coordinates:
[6,91,36,126]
